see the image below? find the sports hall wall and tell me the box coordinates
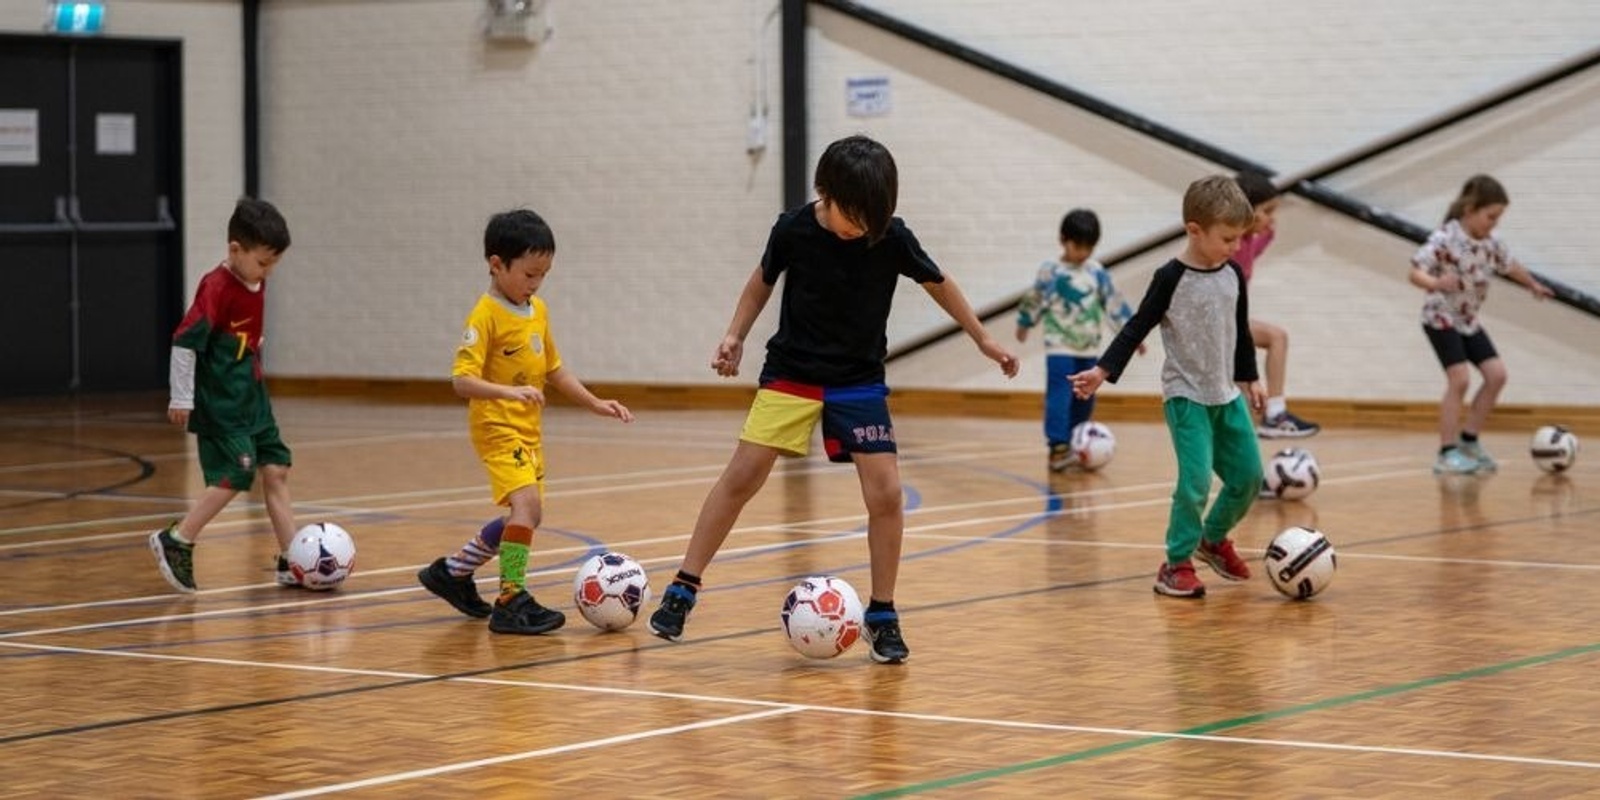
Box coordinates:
[4,1,1597,409]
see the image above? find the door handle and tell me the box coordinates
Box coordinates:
[0,197,76,234]
[66,195,176,233]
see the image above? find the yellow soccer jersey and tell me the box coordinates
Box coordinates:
[453,293,563,446]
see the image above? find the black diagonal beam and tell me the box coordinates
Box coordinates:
[804,0,1600,359]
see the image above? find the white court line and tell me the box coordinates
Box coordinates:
[248,707,805,799]
[0,458,1514,627]
[3,638,1593,794]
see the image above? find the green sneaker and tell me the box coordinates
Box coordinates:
[149,525,196,593]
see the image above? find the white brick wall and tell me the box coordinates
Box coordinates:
[4,0,1597,404]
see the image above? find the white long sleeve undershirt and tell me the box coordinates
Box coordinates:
[168,346,196,410]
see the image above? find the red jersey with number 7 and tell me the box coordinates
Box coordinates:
[171,262,274,435]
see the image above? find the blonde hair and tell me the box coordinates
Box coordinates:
[1445,174,1509,223]
[1182,175,1254,229]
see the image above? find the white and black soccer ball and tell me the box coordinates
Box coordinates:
[1530,425,1579,473]
[573,552,651,630]
[1069,421,1116,470]
[1264,526,1336,600]
[1264,447,1320,500]
[286,522,357,590]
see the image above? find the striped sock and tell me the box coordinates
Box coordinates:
[445,517,506,577]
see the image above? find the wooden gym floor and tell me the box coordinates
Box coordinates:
[0,391,1596,799]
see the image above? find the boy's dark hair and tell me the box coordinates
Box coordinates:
[484,209,556,263]
[1234,171,1279,209]
[229,197,291,252]
[813,134,897,242]
[1059,208,1101,248]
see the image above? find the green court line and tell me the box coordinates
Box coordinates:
[854,640,1600,798]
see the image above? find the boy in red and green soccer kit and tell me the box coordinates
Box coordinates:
[149,198,299,592]
[417,208,633,635]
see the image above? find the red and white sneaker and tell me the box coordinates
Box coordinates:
[1154,560,1206,598]
[1195,538,1251,581]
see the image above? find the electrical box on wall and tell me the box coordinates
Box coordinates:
[486,0,551,45]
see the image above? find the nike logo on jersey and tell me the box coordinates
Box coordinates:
[503,346,524,356]
[229,318,253,329]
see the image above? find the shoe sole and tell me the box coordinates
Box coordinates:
[1153,583,1206,598]
[148,532,196,594]
[647,620,683,642]
[488,615,565,635]
[867,644,908,664]
[1257,429,1319,439]
[417,566,492,618]
[1193,553,1250,582]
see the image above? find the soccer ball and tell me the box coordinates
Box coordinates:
[1264,525,1336,600]
[573,552,651,630]
[1530,425,1579,473]
[780,576,864,659]
[286,522,356,591]
[1069,421,1116,470]
[1263,447,1320,500]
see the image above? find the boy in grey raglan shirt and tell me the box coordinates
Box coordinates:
[1070,175,1265,598]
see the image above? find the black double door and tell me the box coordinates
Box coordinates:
[1,33,184,396]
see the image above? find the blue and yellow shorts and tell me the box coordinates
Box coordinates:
[740,379,895,463]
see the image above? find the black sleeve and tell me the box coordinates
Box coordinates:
[1099,262,1181,383]
[1230,262,1259,383]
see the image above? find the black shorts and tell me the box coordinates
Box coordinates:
[1423,325,1499,369]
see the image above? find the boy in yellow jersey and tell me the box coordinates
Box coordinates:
[418,209,634,634]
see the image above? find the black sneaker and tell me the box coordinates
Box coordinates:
[488,590,566,635]
[648,584,697,642]
[276,555,302,588]
[417,557,492,618]
[148,524,196,593]
[864,612,910,664]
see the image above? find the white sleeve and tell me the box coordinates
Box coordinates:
[169,346,196,410]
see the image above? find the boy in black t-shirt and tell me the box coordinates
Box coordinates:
[647,135,1019,663]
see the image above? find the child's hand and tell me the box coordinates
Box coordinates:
[1015,326,1029,344]
[712,337,744,377]
[167,408,190,426]
[978,338,1019,378]
[1530,280,1554,300]
[1135,343,1148,356]
[1433,273,1462,292]
[1241,381,1266,411]
[1069,366,1107,399]
[595,399,634,423]
[506,385,545,405]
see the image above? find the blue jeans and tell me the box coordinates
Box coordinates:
[1045,354,1098,446]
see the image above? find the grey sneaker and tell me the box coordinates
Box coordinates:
[149,525,196,593]
[1258,411,1321,439]
[1433,448,1480,475]
[1457,439,1497,472]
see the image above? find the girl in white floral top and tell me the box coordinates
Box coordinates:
[1408,175,1553,475]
